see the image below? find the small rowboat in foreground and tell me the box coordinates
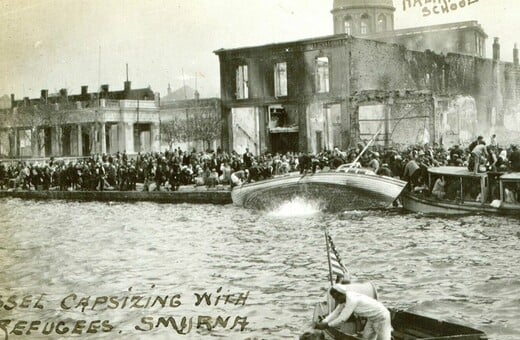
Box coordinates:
[301,232,488,340]
[308,297,488,340]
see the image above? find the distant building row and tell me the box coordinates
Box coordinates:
[0,82,221,158]
[2,0,520,159]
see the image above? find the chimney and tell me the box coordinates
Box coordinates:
[81,85,88,96]
[124,81,131,92]
[101,84,109,93]
[10,94,15,108]
[493,37,500,60]
[23,97,30,106]
[59,88,68,97]
[194,90,200,101]
[514,43,519,66]
[41,89,48,103]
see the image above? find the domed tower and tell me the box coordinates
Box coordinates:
[332,0,395,36]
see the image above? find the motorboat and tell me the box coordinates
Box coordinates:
[401,166,520,215]
[231,169,407,211]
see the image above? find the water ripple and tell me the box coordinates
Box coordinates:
[0,198,518,339]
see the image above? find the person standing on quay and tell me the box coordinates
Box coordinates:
[95,162,105,191]
[243,148,253,169]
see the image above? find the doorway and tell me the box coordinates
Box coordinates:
[269,132,298,154]
[315,131,323,153]
[82,130,91,156]
[62,126,71,156]
[44,127,52,157]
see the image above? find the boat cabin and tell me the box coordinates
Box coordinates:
[427,166,488,204]
[401,166,520,214]
[426,166,520,206]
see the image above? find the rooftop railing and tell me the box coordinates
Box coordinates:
[9,99,159,112]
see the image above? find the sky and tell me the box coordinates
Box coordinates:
[1,0,519,100]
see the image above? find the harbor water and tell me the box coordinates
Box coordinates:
[0,197,519,339]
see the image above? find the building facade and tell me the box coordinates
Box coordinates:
[364,21,487,58]
[0,81,160,158]
[215,0,519,155]
[331,0,395,36]
[332,0,487,58]
[0,81,224,159]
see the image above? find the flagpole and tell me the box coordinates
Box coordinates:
[325,230,335,315]
[325,230,334,286]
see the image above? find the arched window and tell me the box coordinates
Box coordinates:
[344,16,353,35]
[377,14,386,32]
[360,14,370,35]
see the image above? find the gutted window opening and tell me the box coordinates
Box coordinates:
[344,16,353,35]
[236,64,249,99]
[361,14,370,35]
[269,105,288,129]
[377,14,386,32]
[268,105,298,154]
[274,62,288,97]
[315,57,330,93]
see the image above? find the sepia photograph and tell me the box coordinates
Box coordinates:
[0,0,519,339]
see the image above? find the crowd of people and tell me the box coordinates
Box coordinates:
[0,134,519,193]
[0,148,292,192]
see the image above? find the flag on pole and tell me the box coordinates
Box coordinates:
[325,230,351,281]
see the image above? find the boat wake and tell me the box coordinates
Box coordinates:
[266,196,324,218]
[232,172,408,212]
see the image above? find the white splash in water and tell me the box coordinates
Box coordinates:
[267,196,323,218]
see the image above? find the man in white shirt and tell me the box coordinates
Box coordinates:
[315,284,392,340]
[470,143,488,174]
[368,152,380,174]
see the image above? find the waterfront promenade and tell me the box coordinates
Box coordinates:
[0,185,232,204]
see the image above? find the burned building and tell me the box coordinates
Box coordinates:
[214,0,520,155]
[332,0,487,57]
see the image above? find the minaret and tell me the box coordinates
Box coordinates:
[331,0,395,36]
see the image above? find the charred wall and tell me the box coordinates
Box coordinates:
[349,37,520,133]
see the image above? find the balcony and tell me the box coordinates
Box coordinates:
[100,99,157,109]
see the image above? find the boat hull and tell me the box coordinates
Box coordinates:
[401,191,520,215]
[232,171,407,212]
[309,301,487,340]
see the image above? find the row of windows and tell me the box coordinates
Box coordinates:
[235,58,330,100]
[344,14,388,35]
